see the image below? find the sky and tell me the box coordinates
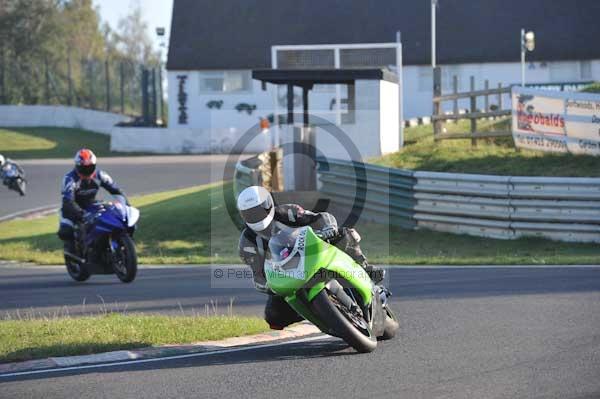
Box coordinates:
[92,0,174,51]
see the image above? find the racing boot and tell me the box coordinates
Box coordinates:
[264,295,304,330]
[356,254,385,284]
[338,228,385,284]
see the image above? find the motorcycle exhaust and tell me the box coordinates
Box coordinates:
[325,279,360,314]
[64,251,86,264]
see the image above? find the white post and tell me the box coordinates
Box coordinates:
[334,48,342,125]
[521,28,525,87]
[271,47,280,148]
[396,42,404,148]
[431,0,437,68]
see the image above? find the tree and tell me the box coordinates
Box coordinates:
[114,4,159,66]
[0,0,159,112]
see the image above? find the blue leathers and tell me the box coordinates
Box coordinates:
[58,169,124,240]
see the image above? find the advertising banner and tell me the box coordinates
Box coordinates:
[512,87,600,156]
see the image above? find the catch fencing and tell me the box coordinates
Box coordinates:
[0,56,163,122]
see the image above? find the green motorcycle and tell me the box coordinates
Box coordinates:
[264,223,399,353]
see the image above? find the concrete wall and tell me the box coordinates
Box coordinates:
[0,105,129,135]
[167,71,400,158]
[168,60,600,126]
[110,127,270,154]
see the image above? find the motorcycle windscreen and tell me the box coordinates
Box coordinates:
[264,225,310,295]
[264,225,338,296]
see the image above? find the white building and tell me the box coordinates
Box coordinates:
[166,0,600,133]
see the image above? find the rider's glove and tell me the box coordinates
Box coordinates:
[317,226,338,241]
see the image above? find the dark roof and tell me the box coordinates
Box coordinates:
[252,69,398,85]
[167,0,600,70]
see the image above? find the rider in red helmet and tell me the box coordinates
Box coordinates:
[57,149,127,256]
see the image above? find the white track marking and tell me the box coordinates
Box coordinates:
[0,204,59,222]
[0,335,329,379]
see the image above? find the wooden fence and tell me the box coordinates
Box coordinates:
[432,67,512,145]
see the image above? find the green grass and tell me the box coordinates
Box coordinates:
[361,224,600,265]
[581,82,600,93]
[1,181,599,265]
[0,127,114,159]
[0,313,269,363]
[0,182,241,265]
[374,119,600,176]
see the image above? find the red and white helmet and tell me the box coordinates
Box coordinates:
[74,148,97,178]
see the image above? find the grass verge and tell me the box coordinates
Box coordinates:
[374,119,600,176]
[0,182,241,264]
[0,127,114,159]
[0,127,160,159]
[1,181,599,265]
[361,224,600,265]
[0,313,269,364]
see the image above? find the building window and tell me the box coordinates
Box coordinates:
[199,71,252,93]
[580,61,592,80]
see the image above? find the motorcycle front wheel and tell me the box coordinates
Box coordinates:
[65,255,90,282]
[16,178,26,196]
[381,305,400,340]
[311,288,377,353]
[112,234,137,283]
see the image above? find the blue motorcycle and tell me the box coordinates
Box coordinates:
[1,163,26,196]
[64,195,140,283]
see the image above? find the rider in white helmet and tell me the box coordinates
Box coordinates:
[237,185,383,330]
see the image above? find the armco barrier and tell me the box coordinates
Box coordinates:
[317,159,416,229]
[316,159,600,243]
[234,156,262,196]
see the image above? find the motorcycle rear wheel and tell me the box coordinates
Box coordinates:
[311,289,377,353]
[113,235,137,283]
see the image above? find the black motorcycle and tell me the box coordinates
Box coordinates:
[1,163,26,196]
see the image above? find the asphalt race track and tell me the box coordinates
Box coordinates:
[1,265,599,398]
[0,155,238,219]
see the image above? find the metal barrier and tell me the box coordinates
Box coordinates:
[234,150,283,196]
[318,159,416,229]
[234,156,262,196]
[317,159,600,243]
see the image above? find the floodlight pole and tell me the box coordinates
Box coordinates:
[431,0,437,68]
[521,28,525,86]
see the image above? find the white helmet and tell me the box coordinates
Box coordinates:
[0,155,5,166]
[237,186,275,232]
